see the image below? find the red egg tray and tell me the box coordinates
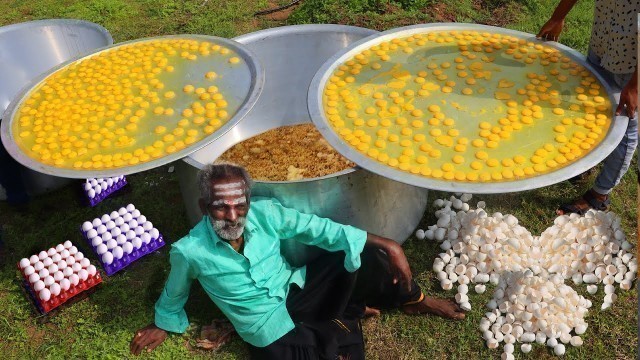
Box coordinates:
[18,264,103,314]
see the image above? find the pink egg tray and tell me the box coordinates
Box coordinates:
[18,242,102,314]
[80,204,165,276]
[83,176,127,207]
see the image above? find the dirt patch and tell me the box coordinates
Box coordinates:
[256,0,300,21]
[428,2,457,22]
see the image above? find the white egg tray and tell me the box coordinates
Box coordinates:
[18,241,102,314]
[83,176,127,207]
[80,204,164,276]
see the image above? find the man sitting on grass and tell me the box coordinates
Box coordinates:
[130,163,465,359]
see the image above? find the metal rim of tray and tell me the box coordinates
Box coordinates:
[1,34,264,179]
[308,23,628,194]
[0,18,113,41]
[184,24,381,184]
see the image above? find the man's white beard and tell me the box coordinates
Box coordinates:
[211,216,247,241]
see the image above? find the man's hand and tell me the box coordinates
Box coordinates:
[537,18,564,41]
[616,69,638,119]
[130,324,168,355]
[366,233,412,292]
[385,242,413,293]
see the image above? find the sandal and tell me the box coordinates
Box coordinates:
[557,190,610,215]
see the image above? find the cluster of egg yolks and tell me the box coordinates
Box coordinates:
[323,30,612,182]
[13,38,244,170]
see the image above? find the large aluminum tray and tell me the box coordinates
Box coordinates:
[308,23,628,193]
[1,35,264,178]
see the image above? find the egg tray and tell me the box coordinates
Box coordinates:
[85,177,128,207]
[80,230,165,276]
[17,264,103,314]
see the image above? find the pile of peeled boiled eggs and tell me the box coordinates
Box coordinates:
[415,193,636,358]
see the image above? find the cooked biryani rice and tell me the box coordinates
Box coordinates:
[218,124,355,181]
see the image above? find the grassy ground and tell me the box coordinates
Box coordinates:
[0,0,637,359]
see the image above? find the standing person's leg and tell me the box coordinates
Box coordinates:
[592,68,638,195]
[558,50,638,214]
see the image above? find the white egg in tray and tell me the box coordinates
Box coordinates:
[18,241,102,314]
[83,176,127,207]
[81,203,164,275]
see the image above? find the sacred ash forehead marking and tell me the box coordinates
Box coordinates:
[213,181,245,190]
[211,197,247,206]
[214,189,244,197]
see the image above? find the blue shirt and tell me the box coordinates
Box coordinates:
[154,198,367,347]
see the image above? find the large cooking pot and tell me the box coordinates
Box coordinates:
[0,19,113,199]
[177,25,429,266]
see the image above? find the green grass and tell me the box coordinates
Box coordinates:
[0,0,637,359]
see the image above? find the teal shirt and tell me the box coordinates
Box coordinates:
[154,198,367,347]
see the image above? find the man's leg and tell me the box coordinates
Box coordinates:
[351,247,465,319]
[286,250,360,322]
[277,251,365,360]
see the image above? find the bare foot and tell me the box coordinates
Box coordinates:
[363,306,381,318]
[402,296,466,320]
